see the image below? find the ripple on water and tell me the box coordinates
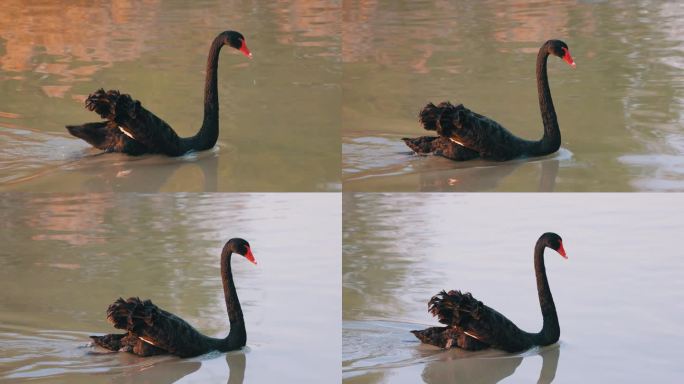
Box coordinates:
[343,320,558,383]
[343,134,574,191]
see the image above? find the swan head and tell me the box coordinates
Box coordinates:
[546,40,575,68]
[540,232,567,259]
[226,238,257,265]
[223,31,252,59]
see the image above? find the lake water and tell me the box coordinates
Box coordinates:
[0,193,341,383]
[0,0,340,192]
[343,193,684,382]
[342,0,684,191]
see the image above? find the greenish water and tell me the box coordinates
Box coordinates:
[0,193,341,383]
[343,193,684,382]
[342,0,684,191]
[0,0,340,192]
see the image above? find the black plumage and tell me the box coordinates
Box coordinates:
[412,233,567,353]
[67,30,251,156]
[91,238,256,358]
[404,40,575,161]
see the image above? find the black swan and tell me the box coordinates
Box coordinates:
[403,40,575,161]
[91,238,256,357]
[67,30,251,156]
[412,232,566,353]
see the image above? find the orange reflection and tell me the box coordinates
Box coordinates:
[271,0,340,50]
[26,194,113,246]
[0,0,160,96]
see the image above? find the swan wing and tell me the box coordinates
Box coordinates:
[420,102,523,161]
[105,297,210,357]
[84,89,186,156]
[427,290,536,352]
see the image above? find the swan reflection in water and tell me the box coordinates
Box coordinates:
[106,350,247,384]
[416,158,560,192]
[420,344,560,384]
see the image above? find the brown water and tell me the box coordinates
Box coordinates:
[0,0,340,192]
[342,0,684,191]
[0,193,341,383]
[343,193,684,382]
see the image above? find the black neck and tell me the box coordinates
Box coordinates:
[532,241,560,345]
[531,43,561,156]
[219,248,246,350]
[186,34,225,152]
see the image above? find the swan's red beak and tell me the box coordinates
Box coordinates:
[557,241,567,259]
[239,40,252,59]
[244,247,257,265]
[561,47,575,68]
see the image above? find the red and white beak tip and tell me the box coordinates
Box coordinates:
[239,42,252,59]
[562,47,576,68]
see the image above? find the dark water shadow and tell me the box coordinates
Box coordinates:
[0,125,221,192]
[536,345,560,384]
[226,351,246,384]
[417,158,560,192]
[72,150,220,192]
[101,350,247,384]
[110,355,201,384]
[421,344,560,384]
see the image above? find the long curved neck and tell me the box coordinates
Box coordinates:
[531,45,561,156]
[532,242,560,345]
[186,35,225,151]
[219,249,246,350]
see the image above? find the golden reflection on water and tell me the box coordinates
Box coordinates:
[0,1,158,94]
[0,0,341,192]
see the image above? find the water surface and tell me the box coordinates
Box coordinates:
[343,193,684,382]
[342,0,684,191]
[0,0,340,192]
[0,193,341,383]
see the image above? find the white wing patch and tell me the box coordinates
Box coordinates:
[463,331,482,341]
[449,137,465,146]
[139,336,157,346]
[118,126,135,140]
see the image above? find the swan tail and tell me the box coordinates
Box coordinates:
[411,326,447,346]
[66,121,113,149]
[104,297,209,357]
[411,326,489,350]
[66,121,149,155]
[402,136,480,161]
[90,333,125,351]
[428,290,486,327]
[90,332,167,356]
[402,136,439,154]
[84,89,183,156]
